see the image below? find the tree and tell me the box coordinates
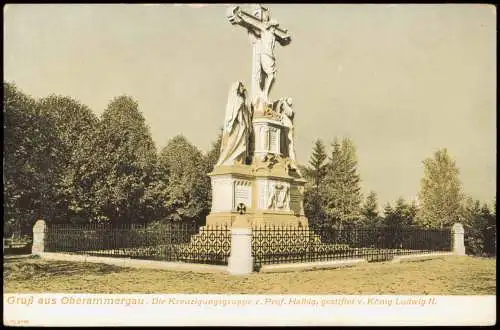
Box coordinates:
[323,138,363,227]
[160,135,210,224]
[417,148,463,229]
[404,199,419,225]
[383,198,416,227]
[37,95,98,160]
[304,139,328,191]
[460,197,496,256]
[461,198,485,255]
[36,95,99,223]
[383,203,393,216]
[77,95,162,225]
[360,191,382,226]
[3,82,64,232]
[303,139,328,226]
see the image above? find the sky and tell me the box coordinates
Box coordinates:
[3,4,496,208]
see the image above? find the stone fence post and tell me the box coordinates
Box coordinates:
[451,223,466,256]
[228,215,253,275]
[32,219,47,255]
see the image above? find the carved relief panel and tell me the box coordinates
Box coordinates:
[266,180,290,211]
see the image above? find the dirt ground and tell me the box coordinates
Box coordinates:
[3,255,496,295]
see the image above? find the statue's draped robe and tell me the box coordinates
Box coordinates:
[276,98,295,161]
[216,82,252,166]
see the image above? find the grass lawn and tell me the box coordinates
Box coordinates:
[3,255,496,295]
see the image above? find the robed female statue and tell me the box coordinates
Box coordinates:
[216,81,253,166]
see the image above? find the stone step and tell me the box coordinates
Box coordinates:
[177,226,352,257]
[175,228,231,256]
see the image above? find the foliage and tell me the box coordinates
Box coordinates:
[3,82,495,260]
[36,95,98,162]
[159,135,210,224]
[383,198,418,227]
[303,139,328,226]
[322,138,363,227]
[460,198,496,256]
[417,148,463,229]
[36,95,99,223]
[75,95,164,225]
[360,191,383,226]
[3,82,64,233]
[303,139,328,189]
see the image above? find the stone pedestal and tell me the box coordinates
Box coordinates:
[207,114,308,228]
[206,162,308,227]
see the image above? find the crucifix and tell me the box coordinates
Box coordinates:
[227,4,291,109]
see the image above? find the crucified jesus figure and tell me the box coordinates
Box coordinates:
[227,5,291,107]
[248,7,278,105]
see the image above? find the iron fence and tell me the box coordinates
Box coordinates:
[252,224,452,270]
[45,222,231,265]
[3,230,33,255]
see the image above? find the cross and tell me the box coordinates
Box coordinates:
[227,5,291,106]
[236,203,247,215]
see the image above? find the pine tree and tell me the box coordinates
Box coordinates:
[304,139,328,191]
[382,202,395,227]
[323,139,343,225]
[386,197,416,227]
[303,139,328,226]
[361,191,381,226]
[406,200,419,225]
[340,138,363,220]
[417,148,463,229]
[323,137,363,227]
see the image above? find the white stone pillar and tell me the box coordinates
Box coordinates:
[452,223,466,256]
[32,219,47,255]
[228,220,253,275]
